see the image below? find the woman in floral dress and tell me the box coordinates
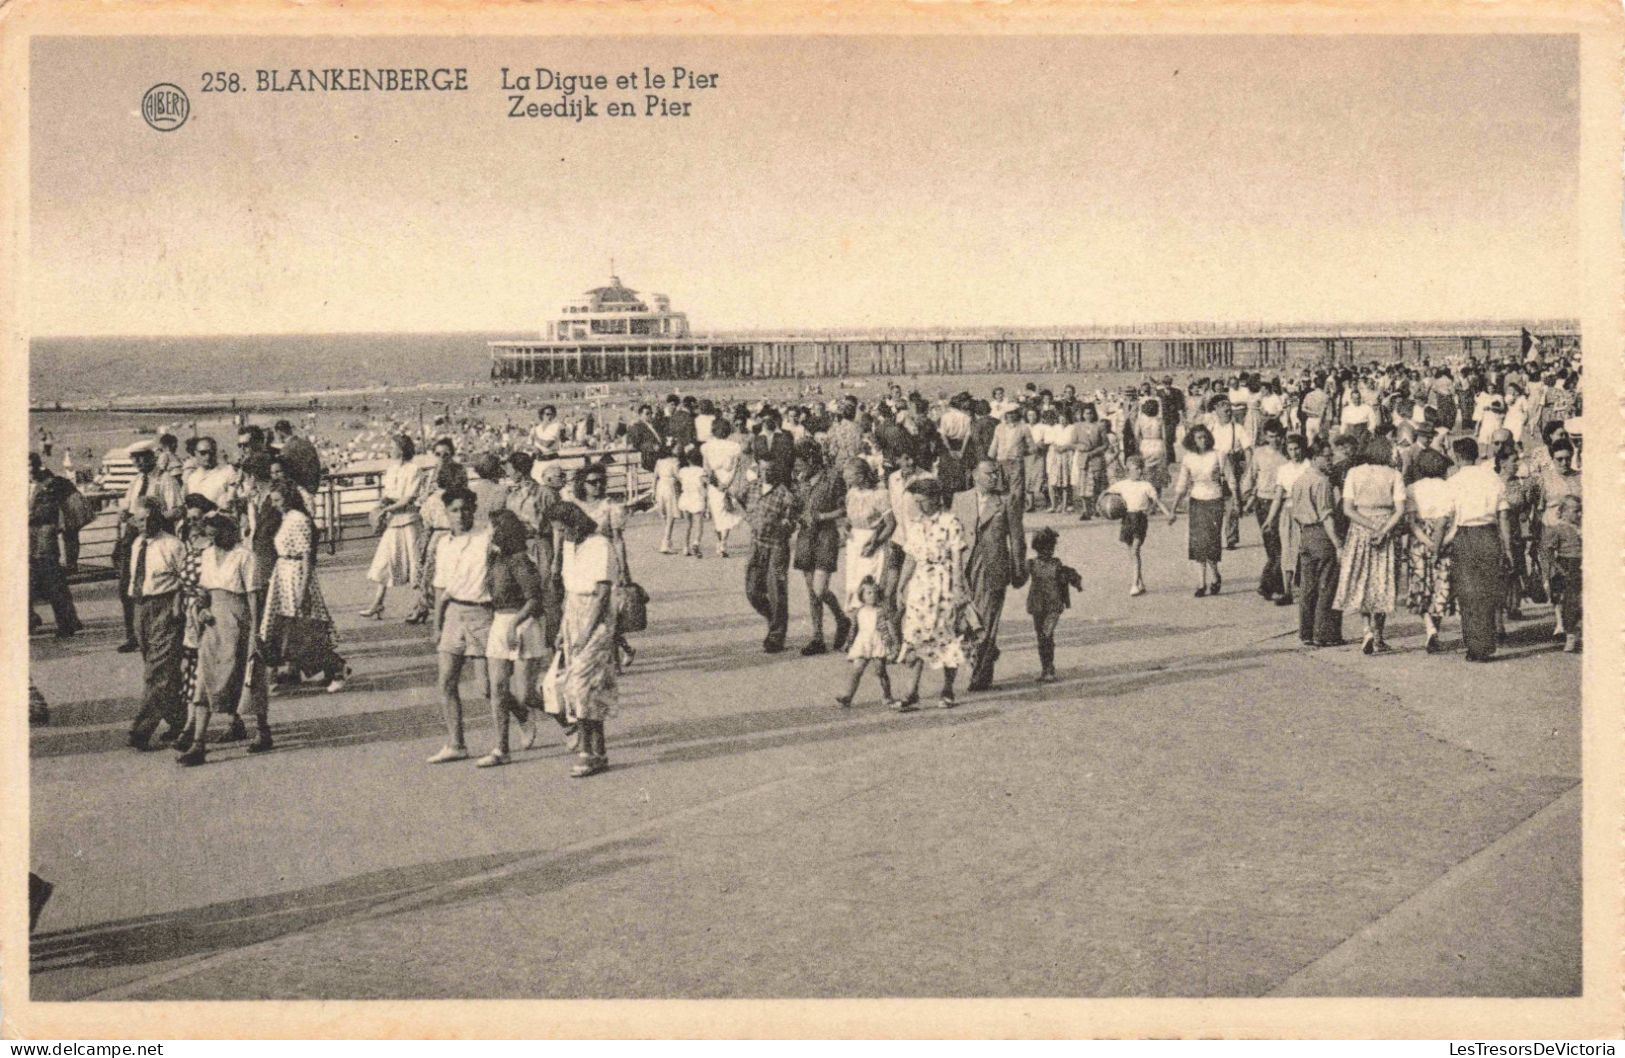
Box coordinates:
[894,478,973,710]
[1403,450,1456,653]
[172,494,215,751]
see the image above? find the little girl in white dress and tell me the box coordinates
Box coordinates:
[836,577,898,709]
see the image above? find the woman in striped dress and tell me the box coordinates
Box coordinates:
[1332,443,1407,653]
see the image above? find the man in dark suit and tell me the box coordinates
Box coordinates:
[626,404,663,473]
[954,459,1027,693]
[1156,375,1183,455]
[29,453,82,637]
[751,408,796,483]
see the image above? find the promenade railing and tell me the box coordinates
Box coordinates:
[64,446,650,580]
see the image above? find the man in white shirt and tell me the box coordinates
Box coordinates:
[429,486,493,763]
[126,497,188,749]
[1444,437,1513,662]
[183,437,238,508]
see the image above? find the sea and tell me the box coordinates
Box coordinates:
[29,332,513,406]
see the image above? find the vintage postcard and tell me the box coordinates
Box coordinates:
[2,0,1621,1040]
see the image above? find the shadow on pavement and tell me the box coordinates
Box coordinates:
[30,837,660,992]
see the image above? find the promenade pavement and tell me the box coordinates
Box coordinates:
[26,504,1580,1000]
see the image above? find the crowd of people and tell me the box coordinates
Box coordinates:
[29,339,1583,774]
[613,344,1584,707]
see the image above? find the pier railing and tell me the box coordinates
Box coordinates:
[62,446,649,581]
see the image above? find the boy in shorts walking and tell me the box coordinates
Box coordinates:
[1103,456,1172,597]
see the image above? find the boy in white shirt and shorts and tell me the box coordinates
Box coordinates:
[1103,456,1172,597]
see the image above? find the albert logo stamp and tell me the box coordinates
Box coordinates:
[141,83,189,131]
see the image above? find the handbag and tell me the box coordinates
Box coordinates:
[619,580,650,633]
[60,492,95,533]
[1523,551,1549,604]
[540,651,565,716]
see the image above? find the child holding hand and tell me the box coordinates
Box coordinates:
[837,576,899,708]
[1025,528,1082,684]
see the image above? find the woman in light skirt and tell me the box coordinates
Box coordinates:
[360,434,423,619]
[1332,442,1407,653]
[652,440,682,554]
[701,418,745,557]
[177,514,260,766]
[1268,433,1310,607]
[842,459,895,611]
[555,503,620,777]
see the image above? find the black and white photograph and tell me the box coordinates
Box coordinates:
[5,4,1622,1040]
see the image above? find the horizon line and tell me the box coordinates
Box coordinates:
[31,316,1582,342]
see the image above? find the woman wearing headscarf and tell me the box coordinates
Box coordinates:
[895,477,974,710]
[1332,438,1407,653]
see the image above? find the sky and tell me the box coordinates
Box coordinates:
[28,34,1579,336]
